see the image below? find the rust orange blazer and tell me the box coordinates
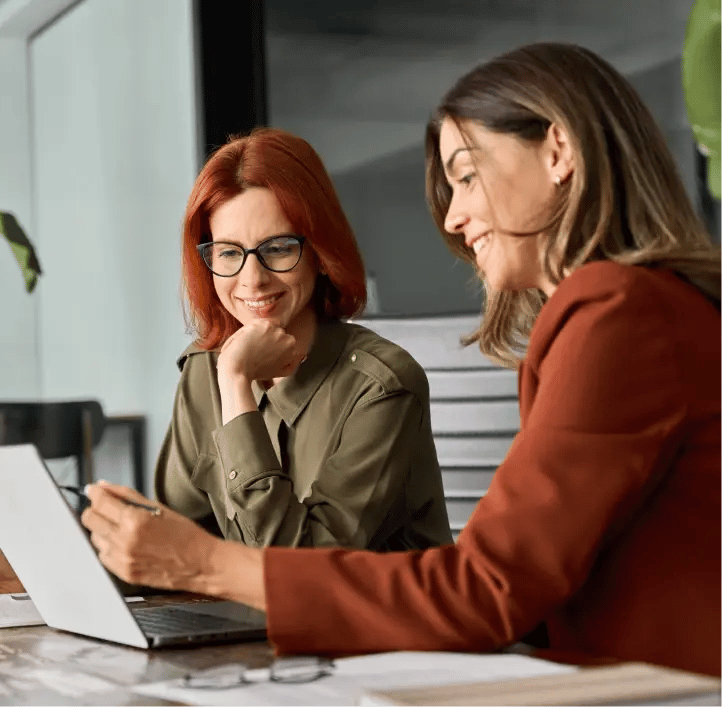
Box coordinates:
[265,262,721,677]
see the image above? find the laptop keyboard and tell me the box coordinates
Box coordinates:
[132,606,239,635]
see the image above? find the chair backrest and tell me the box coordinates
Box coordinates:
[360,315,519,539]
[0,401,106,487]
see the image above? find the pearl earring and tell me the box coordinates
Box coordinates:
[554,175,562,186]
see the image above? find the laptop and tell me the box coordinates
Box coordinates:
[0,444,267,648]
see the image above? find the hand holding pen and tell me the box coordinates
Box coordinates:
[60,483,162,516]
[79,479,223,594]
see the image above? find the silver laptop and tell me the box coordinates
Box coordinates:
[0,444,267,648]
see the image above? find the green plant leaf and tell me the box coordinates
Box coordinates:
[683,0,722,199]
[0,211,43,293]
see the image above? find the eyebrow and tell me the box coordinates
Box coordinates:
[211,232,299,245]
[444,147,473,172]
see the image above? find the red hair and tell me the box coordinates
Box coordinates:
[182,128,367,349]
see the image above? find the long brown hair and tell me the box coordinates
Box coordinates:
[182,128,366,349]
[426,42,720,368]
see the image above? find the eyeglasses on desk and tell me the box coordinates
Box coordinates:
[181,656,334,690]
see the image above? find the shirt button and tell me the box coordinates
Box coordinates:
[229,470,237,480]
[350,353,357,363]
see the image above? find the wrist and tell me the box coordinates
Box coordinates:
[218,375,257,424]
[199,538,266,611]
[217,367,252,389]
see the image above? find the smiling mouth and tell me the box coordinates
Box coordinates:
[242,293,283,311]
[471,233,491,254]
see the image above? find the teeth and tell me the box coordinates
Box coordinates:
[472,236,489,254]
[243,295,281,310]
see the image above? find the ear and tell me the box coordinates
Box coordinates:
[545,122,574,185]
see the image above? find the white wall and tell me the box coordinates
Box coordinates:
[30,0,197,492]
[0,0,198,493]
[0,37,38,398]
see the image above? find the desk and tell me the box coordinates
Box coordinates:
[1,609,719,706]
[0,601,275,706]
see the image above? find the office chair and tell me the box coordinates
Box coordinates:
[0,400,106,489]
[359,315,520,540]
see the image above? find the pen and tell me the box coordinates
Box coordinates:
[59,485,162,516]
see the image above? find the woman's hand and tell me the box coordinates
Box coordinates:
[81,481,222,593]
[218,319,304,384]
[216,320,307,424]
[80,481,267,610]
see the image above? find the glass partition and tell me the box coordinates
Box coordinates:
[265,0,698,316]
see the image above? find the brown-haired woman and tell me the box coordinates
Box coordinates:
[154,127,451,550]
[83,44,720,676]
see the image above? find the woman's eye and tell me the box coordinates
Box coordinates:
[264,245,289,256]
[262,241,295,256]
[218,248,242,259]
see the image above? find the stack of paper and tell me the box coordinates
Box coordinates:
[358,661,721,706]
[0,593,146,629]
[0,593,44,628]
[132,651,577,706]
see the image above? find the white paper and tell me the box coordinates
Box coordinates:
[0,593,144,628]
[0,593,45,627]
[132,651,577,706]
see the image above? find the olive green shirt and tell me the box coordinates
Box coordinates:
[154,319,452,550]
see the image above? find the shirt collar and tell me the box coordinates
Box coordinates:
[253,319,349,426]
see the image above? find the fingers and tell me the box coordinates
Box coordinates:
[82,483,159,534]
[86,480,151,505]
[218,320,300,382]
[81,505,121,574]
[82,484,126,525]
[225,318,284,342]
[81,502,117,541]
[81,492,151,582]
[88,528,111,558]
[84,482,154,528]
[264,317,283,329]
[87,529,134,584]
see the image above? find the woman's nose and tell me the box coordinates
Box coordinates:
[236,252,270,288]
[444,201,470,234]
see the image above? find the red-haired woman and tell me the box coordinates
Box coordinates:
[154,127,451,550]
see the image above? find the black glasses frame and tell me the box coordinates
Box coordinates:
[197,235,306,277]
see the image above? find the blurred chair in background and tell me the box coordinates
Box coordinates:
[0,400,106,491]
[0,400,106,593]
[360,315,519,540]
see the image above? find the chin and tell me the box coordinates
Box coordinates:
[481,274,507,292]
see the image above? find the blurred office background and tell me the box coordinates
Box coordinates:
[0,0,713,493]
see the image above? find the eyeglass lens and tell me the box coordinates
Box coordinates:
[181,657,333,689]
[201,235,303,276]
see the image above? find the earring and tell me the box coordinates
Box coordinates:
[554,175,562,186]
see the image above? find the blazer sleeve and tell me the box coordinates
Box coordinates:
[264,282,688,655]
[214,388,429,548]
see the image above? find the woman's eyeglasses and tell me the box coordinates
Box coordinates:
[197,234,306,277]
[180,656,333,690]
